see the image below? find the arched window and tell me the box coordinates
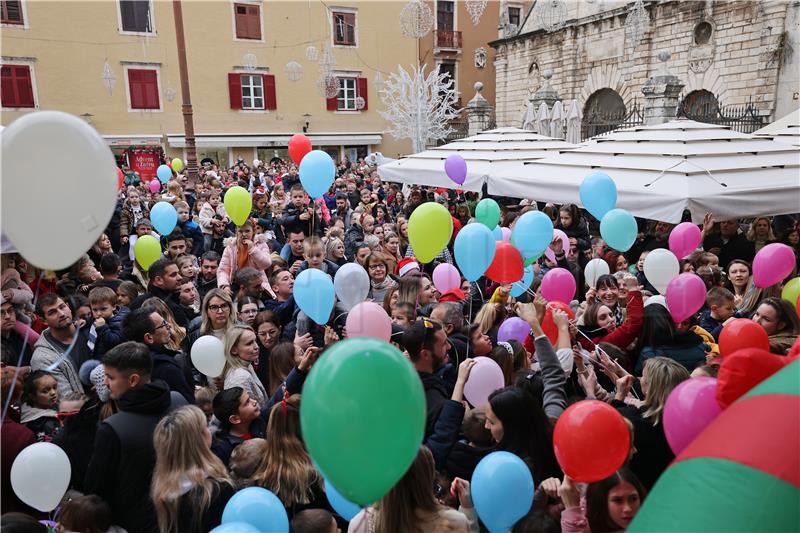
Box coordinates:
[679,90,719,117]
[693,21,713,45]
[582,88,626,139]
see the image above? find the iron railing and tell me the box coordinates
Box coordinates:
[677,99,765,134]
[435,30,462,49]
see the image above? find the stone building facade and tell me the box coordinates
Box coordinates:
[489,0,800,133]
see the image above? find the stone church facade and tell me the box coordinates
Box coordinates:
[489,0,800,133]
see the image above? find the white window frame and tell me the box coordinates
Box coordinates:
[122,62,163,113]
[1,57,38,110]
[230,0,264,43]
[116,0,156,36]
[1,0,29,30]
[337,77,358,111]
[240,73,265,110]
[507,4,522,27]
[330,6,358,48]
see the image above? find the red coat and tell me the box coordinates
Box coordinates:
[578,291,644,352]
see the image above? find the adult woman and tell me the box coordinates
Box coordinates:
[556,204,591,251]
[325,237,347,267]
[473,302,506,346]
[375,204,392,226]
[725,259,751,309]
[217,219,272,295]
[373,224,385,245]
[636,304,707,374]
[389,190,405,218]
[222,325,268,408]
[188,289,238,349]
[613,357,689,490]
[745,216,776,252]
[557,467,646,533]
[782,227,800,269]
[88,233,113,267]
[579,274,643,354]
[397,274,437,313]
[752,297,800,354]
[603,251,629,274]
[382,232,402,275]
[584,275,629,329]
[366,253,397,304]
[253,310,281,390]
[397,219,410,256]
[151,405,234,533]
[383,285,400,315]
[142,297,187,352]
[236,296,260,327]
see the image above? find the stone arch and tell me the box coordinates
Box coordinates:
[579,64,634,110]
[582,88,627,139]
[679,89,719,116]
[684,64,728,106]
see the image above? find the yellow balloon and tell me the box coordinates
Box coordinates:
[782,277,800,310]
[224,186,252,226]
[134,235,162,270]
[408,202,453,264]
[171,158,184,172]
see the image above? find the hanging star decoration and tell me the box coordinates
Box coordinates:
[306,46,319,61]
[374,72,385,92]
[285,61,303,82]
[625,0,650,46]
[538,0,567,32]
[101,61,117,96]
[399,0,434,38]
[465,0,488,25]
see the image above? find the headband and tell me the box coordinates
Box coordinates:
[498,341,513,355]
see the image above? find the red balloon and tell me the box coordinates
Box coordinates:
[718,318,769,358]
[484,242,523,284]
[554,400,631,483]
[716,348,788,409]
[116,167,124,190]
[541,301,575,345]
[288,133,312,165]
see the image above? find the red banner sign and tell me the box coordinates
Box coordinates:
[129,152,160,182]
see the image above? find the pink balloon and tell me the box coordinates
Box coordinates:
[345,302,391,342]
[663,377,721,455]
[498,317,530,343]
[148,179,161,193]
[753,243,795,288]
[668,222,702,259]
[432,263,461,293]
[665,273,706,322]
[544,229,570,263]
[501,227,512,242]
[463,356,505,408]
[540,267,577,304]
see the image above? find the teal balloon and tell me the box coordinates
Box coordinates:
[511,211,553,259]
[210,523,260,533]
[471,451,535,533]
[299,150,335,199]
[492,225,503,241]
[150,201,177,235]
[325,477,362,520]
[476,199,501,229]
[221,487,288,533]
[600,208,638,252]
[156,164,172,183]
[580,172,617,220]
[455,223,496,282]
[510,265,535,298]
[294,268,335,324]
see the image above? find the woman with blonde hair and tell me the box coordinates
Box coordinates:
[151,405,234,533]
[745,216,776,252]
[397,274,437,314]
[324,236,347,267]
[142,297,186,352]
[223,324,268,407]
[188,288,238,350]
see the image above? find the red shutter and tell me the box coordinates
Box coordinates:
[235,4,261,39]
[14,66,33,107]
[128,70,144,108]
[228,73,242,109]
[129,69,159,109]
[248,5,261,40]
[326,94,338,111]
[357,77,368,111]
[1,66,15,107]
[263,74,276,110]
[234,5,247,38]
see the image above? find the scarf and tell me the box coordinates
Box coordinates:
[371,277,395,292]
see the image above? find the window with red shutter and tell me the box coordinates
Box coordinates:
[234,3,261,40]
[1,64,34,108]
[263,74,276,110]
[228,73,243,109]
[127,68,159,110]
[119,0,153,33]
[357,77,368,111]
[333,12,356,46]
[1,1,24,25]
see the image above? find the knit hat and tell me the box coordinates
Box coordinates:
[397,258,420,277]
[79,359,101,387]
[439,288,465,303]
[90,363,110,402]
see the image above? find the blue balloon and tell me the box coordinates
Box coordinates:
[221,487,289,533]
[492,225,503,241]
[455,223,496,282]
[580,172,617,220]
[210,522,260,533]
[325,477,362,521]
[471,451,535,533]
[150,201,177,235]
[299,150,336,199]
[510,265,535,298]
[156,164,172,184]
[600,208,638,252]
[511,211,553,259]
[294,268,335,325]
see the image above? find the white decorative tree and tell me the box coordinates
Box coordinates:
[379,64,461,154]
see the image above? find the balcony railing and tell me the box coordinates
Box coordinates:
[435,30,462,49]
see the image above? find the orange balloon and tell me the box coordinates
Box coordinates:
[718,318,769,358]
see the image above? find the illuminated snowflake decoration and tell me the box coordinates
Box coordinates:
[625,0,650,47]
[537,0,567,33]
[101,61,117,96]
[320,44,335,73]
[399,0,434,39]
[355,96,366,110]
[164,88,177,102]
[465,0,488,25]
[284,61,303,82]
[305,46,319,61]
[317,75,339,99]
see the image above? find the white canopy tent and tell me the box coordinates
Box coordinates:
[754,108,800,147]
[490,119,800,223]
[377,128,577,192]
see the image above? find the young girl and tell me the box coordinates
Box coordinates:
[21,370,60,442]
[556,204,592,251]
[237,296,261,327]
[119,187,150,247]
[115,280,139,309]
[57,494,123,533]
[217,219,272,295]
[199,191,229,250]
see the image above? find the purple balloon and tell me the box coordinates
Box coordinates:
[663,377,721,455]
[540,268,577,304]
[665,273,706,323]
[498,317,531,343]
[445,154,467,186]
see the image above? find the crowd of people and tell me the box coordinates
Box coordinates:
[1,153,799,533]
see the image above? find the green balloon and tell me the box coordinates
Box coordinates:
[476,199,501,229]
[300,338,425,505]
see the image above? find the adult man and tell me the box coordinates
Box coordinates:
[703,217,756,268]
[164,231,188,261]
[264,269,296,326]
[333,192,353,228]
[197,251,220,303]
[1,299,32,367]
[234,267,266,302]
[403,319,451,438]
[280,229,306,276]
[177,278,199,321]
[430,302,468,368]
[84,342,184,533]
[130,258,188,328]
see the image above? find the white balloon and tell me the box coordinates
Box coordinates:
[1,111,118,270]
[584,258,610,288]
[645,294,668,309]
[644,248,680,295]
[10,442,70,511]
[191,335,226,378]
[253,159,261,167]
[334,263,370,311]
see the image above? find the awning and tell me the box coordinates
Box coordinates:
[166,132,383,148]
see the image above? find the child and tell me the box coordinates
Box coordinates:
[699,286,738,340]
[195,386,215,422]
[278,183,323,237]
[115,280,139,309]
[162,180,183,204]
[291,509,338,533]
[217,219,272,295]
[391,302,415,327]
[175,200,205,257]
[229,437,267,488]
[125,217,157,263]
[634,251,658,294]
[58,391,88,422]
[119,187,150,248]
[88,286,128,357]
[21,370,60,442]
[210,386,265,466]
[199,191,229,251]
[299,236,339,276]
[446,407,493,480]
[57,494,121,533]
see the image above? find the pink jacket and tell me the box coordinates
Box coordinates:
[561,505,624,533]
[217,237,272,291]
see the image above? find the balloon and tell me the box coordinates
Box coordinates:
[10,442,70,511]
[454,223,495,281]
[148,179,161,193]
[643,248,679,294]
[665,273,706,323]
[334,263,370,311]
[753,243,795,288]
[221,487,289,533]
[252,159,261,168]
[498,317,531,343]
[718,318,769,358]
[492,225,503,241]
[223,186,252,226]
[715,348,789,409]
[511,211,553,259]
[444,153,467,185]
[133,235,162,270]
[298,149,335,198]
[580,171,617,220]
[475,198,501,229]
[190,335,226,378]
[463,356,505,407]
[471,451,535,533]
[295,268,335,325]
[301,338,425,505]
[501,227,512,242]
[432,263,461,293]
[150,201,178,235]
[346,302,391,342]
[584,258,610,288]
[288,133,313,165]
[554,401,630,483]
[157,164,172,183]
[170,157,184,172]
[408,202,453,263]
[116,167,124,189]
[668,222,702,259]
[325,477,362,521]
[644,294,668,309]
[663,377,721,455]
[540,268,576,304]
[210,523,260,533]
[510,265,535,298]
[782,277,800,310]
[541,301,575,345]
[1,111,118,270]
[600,209,637,252]
[485,241,523,283]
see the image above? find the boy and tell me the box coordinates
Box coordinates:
[699,286,738,340]
[123,218,156,264]
[88,287,128,357]
[199,191,229,251]
[291,509,338,533]
[175,200,204,256]
[299,236,339,276]
[278,184,323,237]
[391,302,415,327]
[210,386,264,466]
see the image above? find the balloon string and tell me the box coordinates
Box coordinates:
[572,324,640,400]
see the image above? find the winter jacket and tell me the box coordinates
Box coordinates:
[179,219,205,256]
[703,232,756,269]
[151,344,195,404]
[31,331,84,399]
[578,291,644,353]
[1,413,38,515]
[54,395,105,493]
[344,224,365,261]
[613,399,674,490]
[424,399,464,471]
[131,285,189,328]
[1,328,35,367]
[419,371,450,439]
[174,480,236,533]
[698,308,742,341]
[217,237,272,291]
[557,218,592,251]
[446,441,492,481]
[224,364,269,409]
[211,415,266,466]
[1,269,33,304]
[277,203,323,237]
[93,307,129,357]
[20,405,61,442]
[197,274,218,304]
[637,331,708,374]
[199,202,229,235]
[119,200,150,238]
[297,258,340,278]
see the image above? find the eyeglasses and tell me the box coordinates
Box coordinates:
[368,263,385,270]
[208,303,230,313]
[154,320,171,331]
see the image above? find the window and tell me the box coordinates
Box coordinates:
[127,68,160,110]
[1,1,24,25]
[228,73,276,110]
[241,74,263,109]
[234,3,261,40]
[326,77,368,111]
[1,64,34,108]
[333,11,356,46]
[508,6,521,27]
[119,0,153,33]
[436,0,454,31]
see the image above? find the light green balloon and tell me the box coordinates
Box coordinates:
[408,202,453,263]
[781,277,800,310]
[133,235,162,270]
[223,186,252,226]
[476,198,501,229]
[300,338,425,505]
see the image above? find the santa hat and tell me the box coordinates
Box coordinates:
[396,258,420,277]
[439,288,465,303]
